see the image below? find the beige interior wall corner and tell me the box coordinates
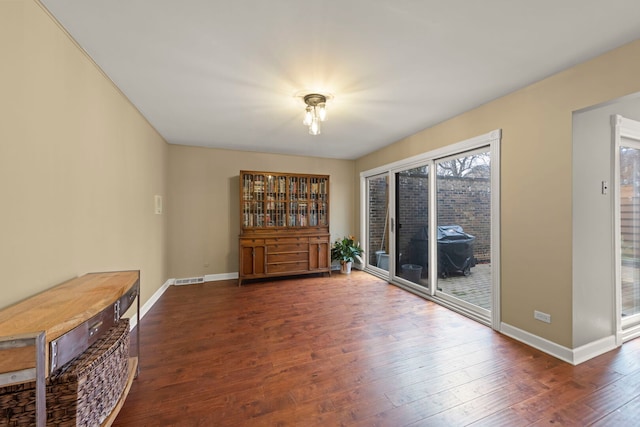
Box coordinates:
[0,0,169,309]
[355,38,640,348]
[167,145,355,279]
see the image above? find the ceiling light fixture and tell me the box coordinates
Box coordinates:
[302,93,328,135]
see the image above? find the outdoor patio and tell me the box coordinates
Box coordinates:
[434,263,492,310]
[422,263,636,314]
[621,264,640,317]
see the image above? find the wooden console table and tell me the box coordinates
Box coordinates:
[0,271,140,426]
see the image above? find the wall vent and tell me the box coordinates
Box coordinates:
[174,277,205,286]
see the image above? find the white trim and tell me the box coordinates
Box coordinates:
[129,278,173,331]
[428,159,437,293]
[616,115,640,138]
[613,115,623,345]
[390,279,492,327]
[622,323,640,342]
[388,170,397,281]
[612,114,640,345]
[500,322,574,364]
[500,323,617,365]
[360,129,502,330]
[359,173,369,271]
[490,136,502,330]
[573,335,618,365]
[204,272,239,282]
[435,289,491,322]
[359,129,501,178]
[365,266,390,281]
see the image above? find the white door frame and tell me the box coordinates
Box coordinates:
[613,114,640,344]
[360,129,501,330]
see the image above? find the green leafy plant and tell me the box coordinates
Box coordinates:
[331,235,364,264]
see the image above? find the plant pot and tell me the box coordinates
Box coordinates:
[340,261,352,274]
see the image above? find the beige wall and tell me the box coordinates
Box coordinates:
[167,145,355,279]
[0,1,169,309]
[356,39,640,348]
[7,0,640,354]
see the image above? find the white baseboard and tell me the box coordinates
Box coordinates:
[129,278,173,331]
[204,272,238,282]
[500,322,617,365]
[573,335,617,364]
[501,322,574,364]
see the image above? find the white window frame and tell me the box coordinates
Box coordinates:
[360,129,501,330]
[613,115,640,344]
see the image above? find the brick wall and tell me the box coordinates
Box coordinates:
[367,176,388,265]
[368,175,491,267]
[436,176,491,263]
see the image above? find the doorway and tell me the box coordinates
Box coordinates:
[361,130,501,328]
[614,115,640,342]
[434,149,492,317]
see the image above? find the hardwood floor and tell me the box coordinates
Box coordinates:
[113,271,640,426]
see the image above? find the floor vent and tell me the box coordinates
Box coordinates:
[174,277,205,286]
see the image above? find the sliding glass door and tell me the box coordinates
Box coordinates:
[619,144,640,324]
[435,149,492,316]
[366,174,389,272]
[614,115,640,343]
[395,165,429,287]
[361,130,500,328]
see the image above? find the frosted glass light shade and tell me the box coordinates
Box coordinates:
[309,116,320,135]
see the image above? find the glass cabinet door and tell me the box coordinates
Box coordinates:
[241,173,266,227]
[299,177,308,226]
[243,172,329,229]
[318,177,328,226]
[264,174,287,227]
[288,176,299,226]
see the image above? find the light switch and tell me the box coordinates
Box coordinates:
[154,195,163,214]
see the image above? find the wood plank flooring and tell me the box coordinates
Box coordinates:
[113,271,640,426]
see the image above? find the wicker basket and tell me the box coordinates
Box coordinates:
[0,319,130,426]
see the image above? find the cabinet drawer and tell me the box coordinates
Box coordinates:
[267,243,307,253]
[268,252,307,263]
[309,236,329,244]
[265,237,303,245]
[50,302,117,372]
[240,238,265,245]
[268,261,309,273]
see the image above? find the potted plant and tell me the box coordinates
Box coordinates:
[331,235,364,274]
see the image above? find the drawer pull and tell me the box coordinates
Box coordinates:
[88,320,103,337]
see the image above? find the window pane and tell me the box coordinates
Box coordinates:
[396,165,429,286]
[436,150,491,311]
[620,145,640,318]
[367,174,389,270]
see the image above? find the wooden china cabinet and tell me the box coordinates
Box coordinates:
[238,170,331,286]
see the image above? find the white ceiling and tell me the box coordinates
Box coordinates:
[40,0,640,160]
